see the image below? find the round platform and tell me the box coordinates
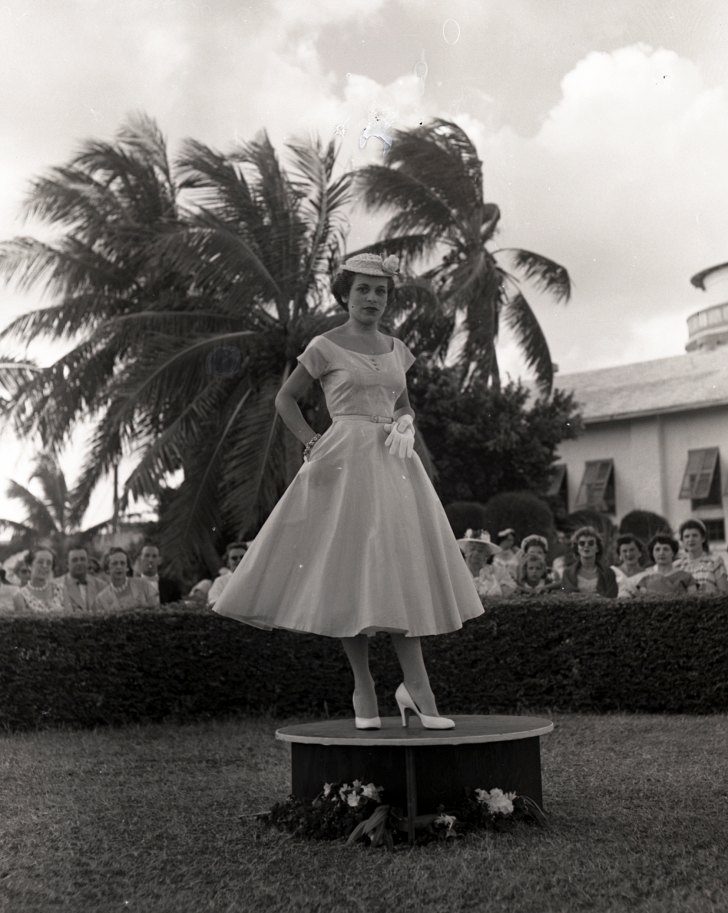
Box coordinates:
[276,715,553,825]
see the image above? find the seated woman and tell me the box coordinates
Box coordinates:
[95,548,159,611]
[458,530,515,597]
[673,519,728,594]
[611,533,649,598]
[492,528,521,581]
[515,553,560,595]
[12,548,65,612]
[637,534,698,596]
[560,526,618,598]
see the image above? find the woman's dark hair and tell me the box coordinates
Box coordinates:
[615,533,645,563]
[678,519,710,553]
[26,547,56,570]
[570,526,605,559]
[647,533,680,558]
[331,270,395,311]
[223,541,248,564]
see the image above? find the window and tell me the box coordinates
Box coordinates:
[678,448,722,508]
[547,464,568,513]
[704,519,725,542]
[574,460,615,514]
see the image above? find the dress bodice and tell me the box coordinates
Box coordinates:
[20,580,65,612]
[297,335,416,419]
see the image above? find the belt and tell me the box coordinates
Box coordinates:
[332,414,393,424]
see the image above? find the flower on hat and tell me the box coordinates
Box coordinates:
[381,255,400,274]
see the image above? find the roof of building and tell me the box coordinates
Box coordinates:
[553,345,728,423]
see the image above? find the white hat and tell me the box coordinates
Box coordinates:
[456,529,502,557]
[338,253,400,277]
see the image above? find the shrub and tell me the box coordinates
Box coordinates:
[619,510,672,542]
[481,492,556,550]
[3,595,728,732]
[443,502,488,539]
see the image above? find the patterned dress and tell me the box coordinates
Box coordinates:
[673,552,727,594]
[19,580,65,612]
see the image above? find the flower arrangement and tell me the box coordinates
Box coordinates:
[260,780,546,848]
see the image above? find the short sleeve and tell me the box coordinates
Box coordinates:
[297,337,329,379]
[395,338,416,372]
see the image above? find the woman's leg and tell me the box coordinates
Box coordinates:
[340,634,378,718]
[390,634,440,717]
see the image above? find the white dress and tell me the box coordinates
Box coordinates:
[214,335,484,638]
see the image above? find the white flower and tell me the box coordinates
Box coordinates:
[476,788,516,815]
[382,255,400,274]
[435,813,458,836]
[339,784,352,802]
[360,782,383,802]
[347,791,363,808]
[323,783,333,798]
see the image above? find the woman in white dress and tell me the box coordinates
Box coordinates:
[673,519,728,594]
[214,254,484,730]
[12,548,65,612]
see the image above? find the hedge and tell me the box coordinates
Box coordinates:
[2,595,728,732]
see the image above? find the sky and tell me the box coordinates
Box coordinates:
[1,0,728,530]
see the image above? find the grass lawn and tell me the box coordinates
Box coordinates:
[2,713,728,913]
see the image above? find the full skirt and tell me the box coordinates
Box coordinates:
[213,421,484,637]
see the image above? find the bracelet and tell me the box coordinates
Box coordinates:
[303,433,322,462]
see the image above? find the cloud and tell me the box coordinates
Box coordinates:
[468,44,728,374]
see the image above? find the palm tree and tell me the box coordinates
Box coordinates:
[0,117,353,574]
[354,119,571,393]
[0,453,110,554]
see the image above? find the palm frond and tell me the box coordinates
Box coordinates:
[5,479,61,538]
[503,292,555,393]
[501,249,571,303]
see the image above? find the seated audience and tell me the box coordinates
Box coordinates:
[207,542,249,606]
[516,552,560,594]
[59,546,108,612]
[611,533,650,598]
[13,548,65,612]
[96,547,160,610]
[493,528,521,580]
[138,542,183,605]
[673,519,728,594]
[560,527,618,598]
[637,534,698,596]
[521,534,560,582]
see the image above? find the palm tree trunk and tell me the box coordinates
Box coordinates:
[113,463,119,532]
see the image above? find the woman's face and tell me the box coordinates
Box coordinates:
[500,534,514,551]
[344,273,389,325]
[576,537,597,561]
[464,546,486,575]
[618,542,640,567]
[108,553,128,582]
[31,551,53,580]
[681,528,704,554]
[16,565,31,586]
[525,545,546,561]
[653,542,674,566]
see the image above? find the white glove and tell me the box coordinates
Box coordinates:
[383,414,415,459]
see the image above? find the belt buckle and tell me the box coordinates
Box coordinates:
[371,415,379,423]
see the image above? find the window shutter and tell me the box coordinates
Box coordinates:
[679,448,719,499]
[575,460,614,510]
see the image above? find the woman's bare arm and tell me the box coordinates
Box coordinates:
[393,387,414,421]
[275,364,318,444]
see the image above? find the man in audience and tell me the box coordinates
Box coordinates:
[138,542,183,605]
[207,542,248,606]
[60,546,108,611]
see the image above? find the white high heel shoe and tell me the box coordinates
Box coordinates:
[395,683,455,730]
[353,696,380,730]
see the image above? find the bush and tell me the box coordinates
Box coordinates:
[481,492,556,549]
[443,502,488,539]
[3,595,728,732]
[619,510,672,542]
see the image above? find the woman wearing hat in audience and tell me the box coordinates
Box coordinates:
[457,529,515,597]
[673,519,728,594]
[214,253,484,731]
[560,526,618,597]
[493,528,521,581]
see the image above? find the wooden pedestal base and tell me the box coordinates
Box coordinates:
[276,715,553,844]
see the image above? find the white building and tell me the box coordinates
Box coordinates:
[552,296,728,546]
